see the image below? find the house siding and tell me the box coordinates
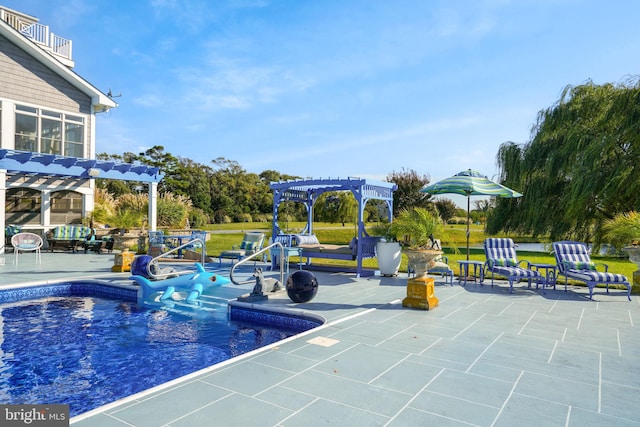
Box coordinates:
[0,34,93,148]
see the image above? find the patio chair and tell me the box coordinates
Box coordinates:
[147,230,166,257]
[5,225,22,252]
[404,237,453,284]
[427,255,454,285]
[552,241,631,301]
[184,230,208,257]
[407,251,454,285]
[82,228,103,253]
[484,238,542,293]
[268,236,303,274]
[219,231,265,266]
[11,232,43,265]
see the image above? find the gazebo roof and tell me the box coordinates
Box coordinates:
[270,177,396,201]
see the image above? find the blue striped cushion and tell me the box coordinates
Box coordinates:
[492,266,539,278]
[493,258,518,267]
[565,261,596,270]
[567,270,628,283]
[485,238,520,268]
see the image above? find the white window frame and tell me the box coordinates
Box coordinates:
[14,103,87,157]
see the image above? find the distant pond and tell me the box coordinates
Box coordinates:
[470,242,617,255]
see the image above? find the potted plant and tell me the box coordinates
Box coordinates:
[603,211,640,293]
[390,207,456,277]
[603,211,640,251]
[370,222,402,276]
[109,209,144,250]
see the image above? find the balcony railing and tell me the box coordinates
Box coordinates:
[1,8,73,63]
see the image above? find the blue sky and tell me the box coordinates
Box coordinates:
[5,0,640,202]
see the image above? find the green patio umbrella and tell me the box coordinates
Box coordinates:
[420,169,522,260]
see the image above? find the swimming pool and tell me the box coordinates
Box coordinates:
[0,281,322,417]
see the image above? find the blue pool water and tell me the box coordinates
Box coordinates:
[0,294,311,417]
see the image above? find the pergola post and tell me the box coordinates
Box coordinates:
[148,182,158,231]
[0,169,5,254]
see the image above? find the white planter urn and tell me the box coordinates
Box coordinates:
[402,249,443,311]
[622,245,640,294]
[623,245,640,268]
[404,249,443,278]
[376,241,402,276]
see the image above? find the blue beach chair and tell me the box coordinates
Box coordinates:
[553,241,631,301]
[484,238,542,293]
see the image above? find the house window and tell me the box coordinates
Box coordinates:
[14,105,85,156]
[6,188,41,224]
[15,106,37,152]
[50,190,83,224]
[41,110,62,154]
[64,115,84,157]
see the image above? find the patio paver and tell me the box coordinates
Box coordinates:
[0,251,639,426]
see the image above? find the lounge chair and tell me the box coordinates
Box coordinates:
[553,241,631,301]
[219,232,265,266]
[484,238,542,293]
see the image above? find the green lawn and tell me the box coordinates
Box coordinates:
[202,222,637,284]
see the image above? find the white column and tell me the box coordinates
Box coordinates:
[84,181,95,222]
[41,190,51,227]
[0,170,5,254]
[148,182,158,231]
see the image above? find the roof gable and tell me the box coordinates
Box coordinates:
[0,18,116,113]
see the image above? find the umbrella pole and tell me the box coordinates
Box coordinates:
[466,194,470,261]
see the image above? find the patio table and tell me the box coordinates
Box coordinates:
[163,234,192,258]
[457,260,485,285]
[530,262,557,290]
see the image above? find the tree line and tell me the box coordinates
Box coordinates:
[95,149,483,228]
[97,77,640,239]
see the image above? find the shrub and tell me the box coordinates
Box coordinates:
[254,213,272,223]
[188,208,209,229]
[93,188,116,224]
[157,192,192,228]
[235,213,253,223]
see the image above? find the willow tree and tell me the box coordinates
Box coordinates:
[487,78,640,245]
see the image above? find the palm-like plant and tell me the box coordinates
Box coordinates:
[603,211,640,250]
[390,207,451,250]
[370,222,396,242]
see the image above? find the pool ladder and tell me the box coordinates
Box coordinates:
[229,241,286,286]
[146,237,207,279]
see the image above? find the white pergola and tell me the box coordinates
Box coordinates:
[0,149,164,253]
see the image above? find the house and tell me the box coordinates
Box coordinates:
[0,5,162,253]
